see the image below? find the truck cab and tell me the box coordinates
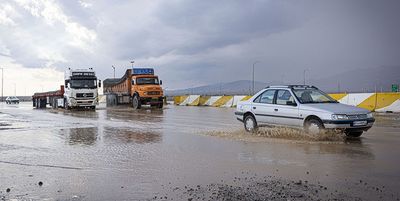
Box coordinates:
[131,68,164,109]
[64,68,99,109]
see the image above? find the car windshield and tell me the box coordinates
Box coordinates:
[70,79,97,89]
[292,88,337,104]
[136,77,159,85]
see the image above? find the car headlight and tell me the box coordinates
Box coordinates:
[332,114,348,120]
[367,113,373,118]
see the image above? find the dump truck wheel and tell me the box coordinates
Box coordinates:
[132,95,141,109]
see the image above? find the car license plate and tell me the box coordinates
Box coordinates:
[353,121,367,126]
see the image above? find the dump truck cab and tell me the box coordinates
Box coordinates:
[103,68,164,109]
[130,68,164,109]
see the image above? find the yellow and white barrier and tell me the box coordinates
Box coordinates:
[330,93,400,112]
[232,96,252,107]
[173,93,400,112]
[174,95,200,106]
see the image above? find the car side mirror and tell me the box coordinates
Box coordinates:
[286,101,297,106]
[160,80,163,85]
[98,80,101,88]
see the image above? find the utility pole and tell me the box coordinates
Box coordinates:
[130,60,135,68]
[252,61,260,95]
[112,65,115,78]
[13,83,16,96]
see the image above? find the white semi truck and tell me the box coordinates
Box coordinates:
[33,68,100,110]
[64,68,100,109]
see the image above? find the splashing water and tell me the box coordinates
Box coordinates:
[203,127,346,143]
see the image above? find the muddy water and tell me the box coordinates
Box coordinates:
[0,102,399,200]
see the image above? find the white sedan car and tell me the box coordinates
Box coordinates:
[6,96,20,104]
[235,85,374,137]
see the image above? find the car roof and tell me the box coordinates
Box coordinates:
[266,85,318,89]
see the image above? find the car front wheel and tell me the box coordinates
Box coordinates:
[244,114,258,133]
[305,119,324,134]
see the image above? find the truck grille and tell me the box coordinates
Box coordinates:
[76,93,94,98]
[147,91,160,95]
[347,114,367,119]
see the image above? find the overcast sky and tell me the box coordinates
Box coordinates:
[0,0,399,95]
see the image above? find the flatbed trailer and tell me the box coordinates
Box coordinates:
[32,85,64,109]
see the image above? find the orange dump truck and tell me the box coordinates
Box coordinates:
[103,68,164,109]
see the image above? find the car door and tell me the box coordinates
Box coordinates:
[251,89,277,124]
[273,90,302,126]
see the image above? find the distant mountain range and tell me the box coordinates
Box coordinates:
[166,66,400,96]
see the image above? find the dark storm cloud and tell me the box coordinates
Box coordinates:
[153,1,305,55]
[1,0,400,90]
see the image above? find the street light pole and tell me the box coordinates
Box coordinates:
[130,60,135,68]
[252,61,260,95]
[112,65,115,78]
[303,69,308,85]
[1,68,3,102]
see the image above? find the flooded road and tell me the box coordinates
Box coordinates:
[0,102,399,200]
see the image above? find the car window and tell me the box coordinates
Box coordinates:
[292,88,337,104]
[254,90,275,104]
[276,90,295,105]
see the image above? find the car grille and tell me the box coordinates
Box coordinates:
[147,91,160,95]
[76,93,94,98]
[347,114,367,119]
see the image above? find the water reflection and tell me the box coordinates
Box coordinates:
[104,107,164,124]
[103,127,162,144]
[59,127,98,146]
[300,138,375,160]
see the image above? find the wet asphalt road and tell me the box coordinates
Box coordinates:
[0,102,400,200]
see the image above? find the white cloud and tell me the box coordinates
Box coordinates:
[78,0,92,8]
[0,56,64,96]
[13,0,97,51]
[0,3,18,26]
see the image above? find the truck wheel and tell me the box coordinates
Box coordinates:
[305,118,324,134]
[345,131,363,137]
[244,114,258,133]
[132,95,141,109]
[157,102,163,108]
[64,98,70,110]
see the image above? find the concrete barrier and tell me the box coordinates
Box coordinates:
[174,96,188,105]
[199,96,211,106]
[172,93,400,112]
[204,96,222,106]
[232,96,252,107]
[180,95,200,106]
[330,93,400,112]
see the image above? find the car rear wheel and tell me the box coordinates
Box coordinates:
[305,119,324,134]
[244,114,258,133]
[345,131,363,137]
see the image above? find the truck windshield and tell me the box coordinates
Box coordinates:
[136,77,159,85]
[70,79,97,89]
[292,88,337,104]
